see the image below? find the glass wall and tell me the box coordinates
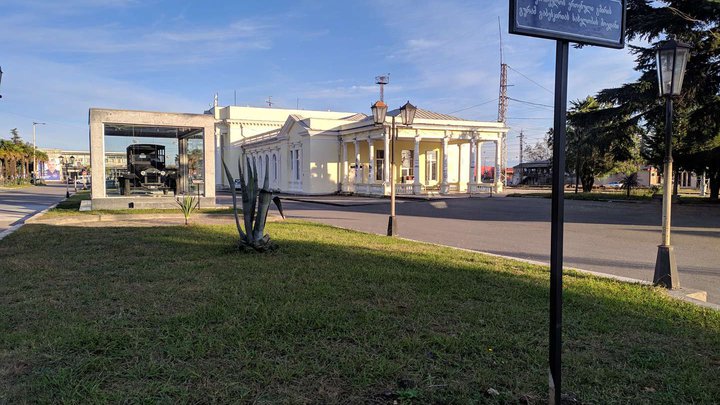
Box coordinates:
[103,125,204,198]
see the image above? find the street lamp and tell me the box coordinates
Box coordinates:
[372,100,416,236]
[0,66,4,98]
[59,155,76,198]
[32,122,46,184]
[653,39,691,289]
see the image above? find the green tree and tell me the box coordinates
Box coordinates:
[10,128,22,144]
[565,96,640,192]
[597,0,720,200]
[523,129,553,162]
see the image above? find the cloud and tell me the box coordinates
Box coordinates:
[0,55,201,149]
[0,9,274,70]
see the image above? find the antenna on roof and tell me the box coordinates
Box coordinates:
[375,74,389,101]
[266,96,274,108]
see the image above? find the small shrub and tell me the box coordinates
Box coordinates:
[176,195,199,225]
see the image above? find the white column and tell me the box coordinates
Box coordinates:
[440,137,449,194]
[354,138,360,186]
[342,141,348,191]
[494,140,503,192]
[298,146,303,192]
[383,129,390,184]
[367,138,374,184]
[413,135,421,194]
[477,141,483,183]
[469,137,477,185]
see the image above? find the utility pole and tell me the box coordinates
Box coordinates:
[518,129,524,166]
[32,122,46,183]
[266,96,274,108]
[375,74,389,102]
[498,18,509,187]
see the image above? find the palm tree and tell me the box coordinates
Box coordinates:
[621,172,640,197]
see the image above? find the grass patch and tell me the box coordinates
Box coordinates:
[508,190,654,201]
[46,192,233,216]
[0,222,718,403]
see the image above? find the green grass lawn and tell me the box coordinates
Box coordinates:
[1,221,718,403]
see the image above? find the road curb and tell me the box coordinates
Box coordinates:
[0,201,60,241]
[297,220,717,311]
[400,238,718,311]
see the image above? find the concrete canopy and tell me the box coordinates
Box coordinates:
[89,108,216,210]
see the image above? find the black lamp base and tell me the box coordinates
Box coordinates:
[387,215,397,237]
[653,245,679,289]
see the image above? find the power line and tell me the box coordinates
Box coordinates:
[507,65,554,95]
[448,98,498,114]
[508,97,554,109]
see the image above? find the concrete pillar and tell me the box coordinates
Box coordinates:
[477,141,484,183]
[413,135,421,194]
[354,138,360,186]
[178,137,188,194]
[342,140,348,190]
[383,130,390,183]
[494,140,503,192]
[469,137,477,185]
[441,137,449,194]
[368,138,374,184]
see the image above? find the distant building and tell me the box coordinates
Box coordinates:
[512,160,552,185]
[39,148,126,181]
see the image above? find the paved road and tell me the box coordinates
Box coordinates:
[218,193,720,304]
[0,184,68,234]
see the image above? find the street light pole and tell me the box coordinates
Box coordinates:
[653,39,691,289]
[372,100,416,236]
[32,122,46,184]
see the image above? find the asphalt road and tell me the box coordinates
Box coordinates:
[0,184,68,234]
[218,193,720,304]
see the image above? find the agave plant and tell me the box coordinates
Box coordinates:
[176,195,198,225]
[222,156,285,252]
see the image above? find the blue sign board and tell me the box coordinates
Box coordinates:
[510,0,625,48]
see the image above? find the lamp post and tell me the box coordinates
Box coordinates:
[372,100,416,236]
[32,122,46,184]
[653,39,691,289]
[59,155,75,198]
[0,66,4,99]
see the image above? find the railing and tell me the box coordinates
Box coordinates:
[288,180,302,192]
[468,183,494,194]
[342,182,355,193]
[368,183,385,195]
[396,183,414,194]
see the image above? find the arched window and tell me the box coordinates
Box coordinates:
[252,156,258,186]
[273,154,278,182]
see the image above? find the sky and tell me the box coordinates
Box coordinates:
[0,0,641,166]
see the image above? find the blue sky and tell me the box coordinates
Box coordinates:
[0,0,640,166]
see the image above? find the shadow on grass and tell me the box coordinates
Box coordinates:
[0,221,718,404]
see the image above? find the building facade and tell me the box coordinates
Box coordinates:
[210,105,509,195]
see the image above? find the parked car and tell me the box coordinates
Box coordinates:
[234,178,243,190]
[605,181,624,189]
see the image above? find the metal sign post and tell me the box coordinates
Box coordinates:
[549,39,568,404]
[509,1,625,403]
